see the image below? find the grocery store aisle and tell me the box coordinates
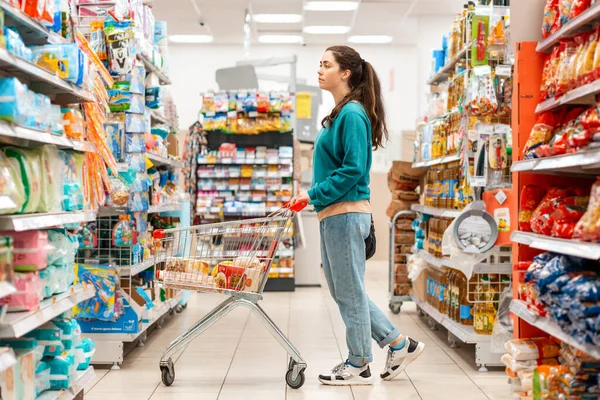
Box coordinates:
[85,261,510,400]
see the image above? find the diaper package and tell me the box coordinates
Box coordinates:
[4,147,42,214]
[24,322,65,358]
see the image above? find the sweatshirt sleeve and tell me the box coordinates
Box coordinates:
[308,110,369,206]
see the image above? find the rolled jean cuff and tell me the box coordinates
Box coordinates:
[377,327,401,349]
[348,354,373,366]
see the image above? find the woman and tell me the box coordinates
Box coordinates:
[289,46,425,385]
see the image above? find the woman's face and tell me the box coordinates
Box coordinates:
[318,50,349,92]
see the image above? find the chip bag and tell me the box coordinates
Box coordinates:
[523,112,556,159]
[573,178,600,241]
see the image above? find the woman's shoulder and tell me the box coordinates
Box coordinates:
[341,101,368,117]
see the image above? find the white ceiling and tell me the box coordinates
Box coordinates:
[152,0,467,45]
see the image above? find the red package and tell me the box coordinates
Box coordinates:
[552,196,589,223]
[555,39,578,98]
[519,185,543,232]
[552,222,577,238]
[546,46,562,98]
[571,0,591,18]
[523,112,557,159]
[530,187,569,235]
[574,178,600,241]
[549,107,586,155]
[540,55,552,101]
[543,0,560,38]
[21,0,45,20]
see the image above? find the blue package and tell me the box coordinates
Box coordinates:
[35,361,51,396]
[31,43,86,86]
[128,94,145,114]
[108,89,132,112]
[128,192,149,212]
[126,153,146,172]
[124,66,145,94]
[4,27,32,62]
[125,133,146,153]
[104,114,125,162]
[130,173,149,193]
[132,212,148,233]
[126,112,147,133]
[46,353,76,390]
[75,337,96,370]
[24,322,64,357]
[0,77,30,126]
[145,86,161,109]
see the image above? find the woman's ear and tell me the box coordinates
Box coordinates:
[342,69,351,81]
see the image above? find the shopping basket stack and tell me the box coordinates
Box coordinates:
[152,202,308,389]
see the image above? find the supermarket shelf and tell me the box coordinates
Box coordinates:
[511,231,600,260]
[535,79,600,114]
[412,154,460,168]
[0,210,97,232]
[0,282,16,301]
[198,159,293,166]
[537,3,600,52]
[510,300,600,359]
[0,121,96,152]
[411,294,491,343]
[427,46,469,85]
[206,130,294,148]
[137,54,171,85]
[413,249,512,275]
[511,149,600,175]
[0,1,65,45]
[0,349,15,374]
[36,367,95,400]
[119,255,166,277]
[0,284,96,338]
[0,48,94,104]
[146,153,184,168]
[148,108,169,125]
[411,204,462,218]
[148,203,183,214]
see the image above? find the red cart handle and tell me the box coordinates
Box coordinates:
[284,200,308,212]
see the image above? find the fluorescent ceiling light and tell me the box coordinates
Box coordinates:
[169,35,214,43]
[252,14,303,23]
[304,1,359,11]
[258,35,304,44]
[303,25,351,34]
[348,35,393,44]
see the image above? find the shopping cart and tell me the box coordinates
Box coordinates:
[152,201,308,389]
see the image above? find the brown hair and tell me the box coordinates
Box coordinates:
[321,45,389,150]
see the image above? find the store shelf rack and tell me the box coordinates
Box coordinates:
[0,121,96,152]
[511,149,600,176]
[411,204,462,218]
[147,153,184,168]
[137,54,171,85]
[427,46,469,85]
[510,300,600,359]
[149,108,170,126]
[0,1,65,45]
[0,210,97,232]
[412,249,512,275]
[411,294,502,371]
[511,231,600,260]
[0,284,96,338]
[537,2,600,52]
[36,367,95,400]
[412,154,460,169]
[119,255,166,277]
[0,48,94,104]
[535,79,599,114]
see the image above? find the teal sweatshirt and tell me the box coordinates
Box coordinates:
[308,102,372,212]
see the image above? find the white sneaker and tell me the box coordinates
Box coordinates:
[318,361,374,386]
[380,337,425,380]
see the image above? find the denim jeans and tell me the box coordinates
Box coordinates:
[320,212,401,366]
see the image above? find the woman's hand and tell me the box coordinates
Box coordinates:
[289,190,311,207]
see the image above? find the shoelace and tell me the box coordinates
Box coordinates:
[385,349,396,370]
[331,361,348,375]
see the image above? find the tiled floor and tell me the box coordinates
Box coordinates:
[86,261,511,400]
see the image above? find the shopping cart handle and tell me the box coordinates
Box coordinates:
[285,200,308,212]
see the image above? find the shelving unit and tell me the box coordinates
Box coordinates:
[427,46,469,85]
[149,108,170,125]
[137,54,171,85]
[147,152,184,168]
[511,231,600,260]
[411,154,460,169]
[511,149,600,175]
[510,300,600,359]
[0,284,96,338]
[535,78,600,114]
[412,249,512,275]
[0,211,97,232]
[119,255,166,277]
[0,1,66,45]
[36,367,95,400]
[412,295,502,371]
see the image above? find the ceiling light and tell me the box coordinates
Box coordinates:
[258,35,304,44]
[348,35,393,44]
[252,14,303,23]
[303,25,351,34]
[304,1,359,11]
[168,35,214,43]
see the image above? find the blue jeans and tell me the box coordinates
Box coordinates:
[320,212,401,366]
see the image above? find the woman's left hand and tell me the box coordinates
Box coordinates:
[289,190,310,207]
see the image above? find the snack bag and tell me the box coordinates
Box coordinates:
[559,0,573,27]
[520,185,543,232]
[550,195,589,238]
[505,338,561,361]
[543,0,560,38]
[571,0,591,19]
[573,178,600,241]
[569,105,600,149]
[546,46,562,98]
[555,39,578,97]
[466,65,498,116]
[579,28,598,85]
[523,112,556,159]
[572,32,590,88]
[530,187,569,235]
[548,107,585,155]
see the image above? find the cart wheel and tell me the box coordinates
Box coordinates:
[175,305,183,314]
[161,366,175,386]
[286,368,305,389]
[181,303,188,309]
[389,302,402,314]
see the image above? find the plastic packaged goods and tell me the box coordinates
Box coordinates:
[104,18,135,75]
[523,112,556,159]
[0,150,26,215]
[542,0,560,38]
[4,147,43,214]
[0,272,41,311]
[31,43,87,86]
[505,338,561,361]
[574,178,600,241]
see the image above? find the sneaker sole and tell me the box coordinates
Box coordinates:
[319,376,375,386]
[381,342,426,381]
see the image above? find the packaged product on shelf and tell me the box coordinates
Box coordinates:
[124,65,146,94]
[3,28,32,62]
[126,111,148,132]
[146,72,162,109]
[0,272,41,312]
[523,112,556,159]
[542,0,560,38]
[37,146,63,213]
[0,77,32,127]
[466,66,498,116]
[31,43,88,86]
[4,147,42,214]
[74,264,119,322]
[7,343,35,400]
[108,88,133,112]
[45,353,76,390]
[59,151,84,212]
[105,113,126,162]
[36,361,51,397]
[556,39,579,97]
[574,178,600,241]
[0,150,26,215]
[505,338,561,361]
[471,14,490,67]
[104,18,135,75]
[0,230,48,272]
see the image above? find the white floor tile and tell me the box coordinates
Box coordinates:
[88,260,512,400]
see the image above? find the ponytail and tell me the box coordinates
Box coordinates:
[321,46,389,150]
